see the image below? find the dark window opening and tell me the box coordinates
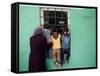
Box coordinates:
[41,8,69,33]
[43,10,68,26]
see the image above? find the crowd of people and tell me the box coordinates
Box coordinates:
[29,25,70,72]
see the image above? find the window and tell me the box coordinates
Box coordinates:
[40,7,70,32]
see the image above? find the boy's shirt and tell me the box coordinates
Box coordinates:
[51,34,61,49]
[62,34,70,49]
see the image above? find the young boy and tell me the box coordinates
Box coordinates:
[51,29,61,66]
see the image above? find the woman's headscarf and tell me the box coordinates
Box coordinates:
[33,26,43,36]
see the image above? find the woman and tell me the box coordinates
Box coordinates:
[29,26,48,72]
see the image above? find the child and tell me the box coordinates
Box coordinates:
[51,29,61,66]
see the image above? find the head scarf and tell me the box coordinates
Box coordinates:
[33,26,43,36]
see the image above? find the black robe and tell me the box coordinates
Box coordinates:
[29,33,48,72]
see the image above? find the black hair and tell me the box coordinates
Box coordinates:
[43,24,49,29]
[64,28,69,33]
[52,28,58,32]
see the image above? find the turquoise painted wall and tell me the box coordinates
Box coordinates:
[70,8,96,68]
[19,5,40,71]
[19,5,96,71]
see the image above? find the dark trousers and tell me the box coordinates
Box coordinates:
[61,48,70,65]
[46,48,50,58]
[46,43,52,58]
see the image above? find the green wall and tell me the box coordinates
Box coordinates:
[19,5,40,71]
[19,5,96,71]
[70,8,96,68]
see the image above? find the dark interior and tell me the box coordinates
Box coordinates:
[43,10,68,33]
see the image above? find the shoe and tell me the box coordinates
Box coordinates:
[54,61,58,65]
[58,63,61,66]
[55,61,58,65]
[57,62,61,66]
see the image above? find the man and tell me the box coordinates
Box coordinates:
[42,24,52,58]
[61,29,70,65]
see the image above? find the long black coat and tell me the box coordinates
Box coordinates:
[29,33,48,72]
